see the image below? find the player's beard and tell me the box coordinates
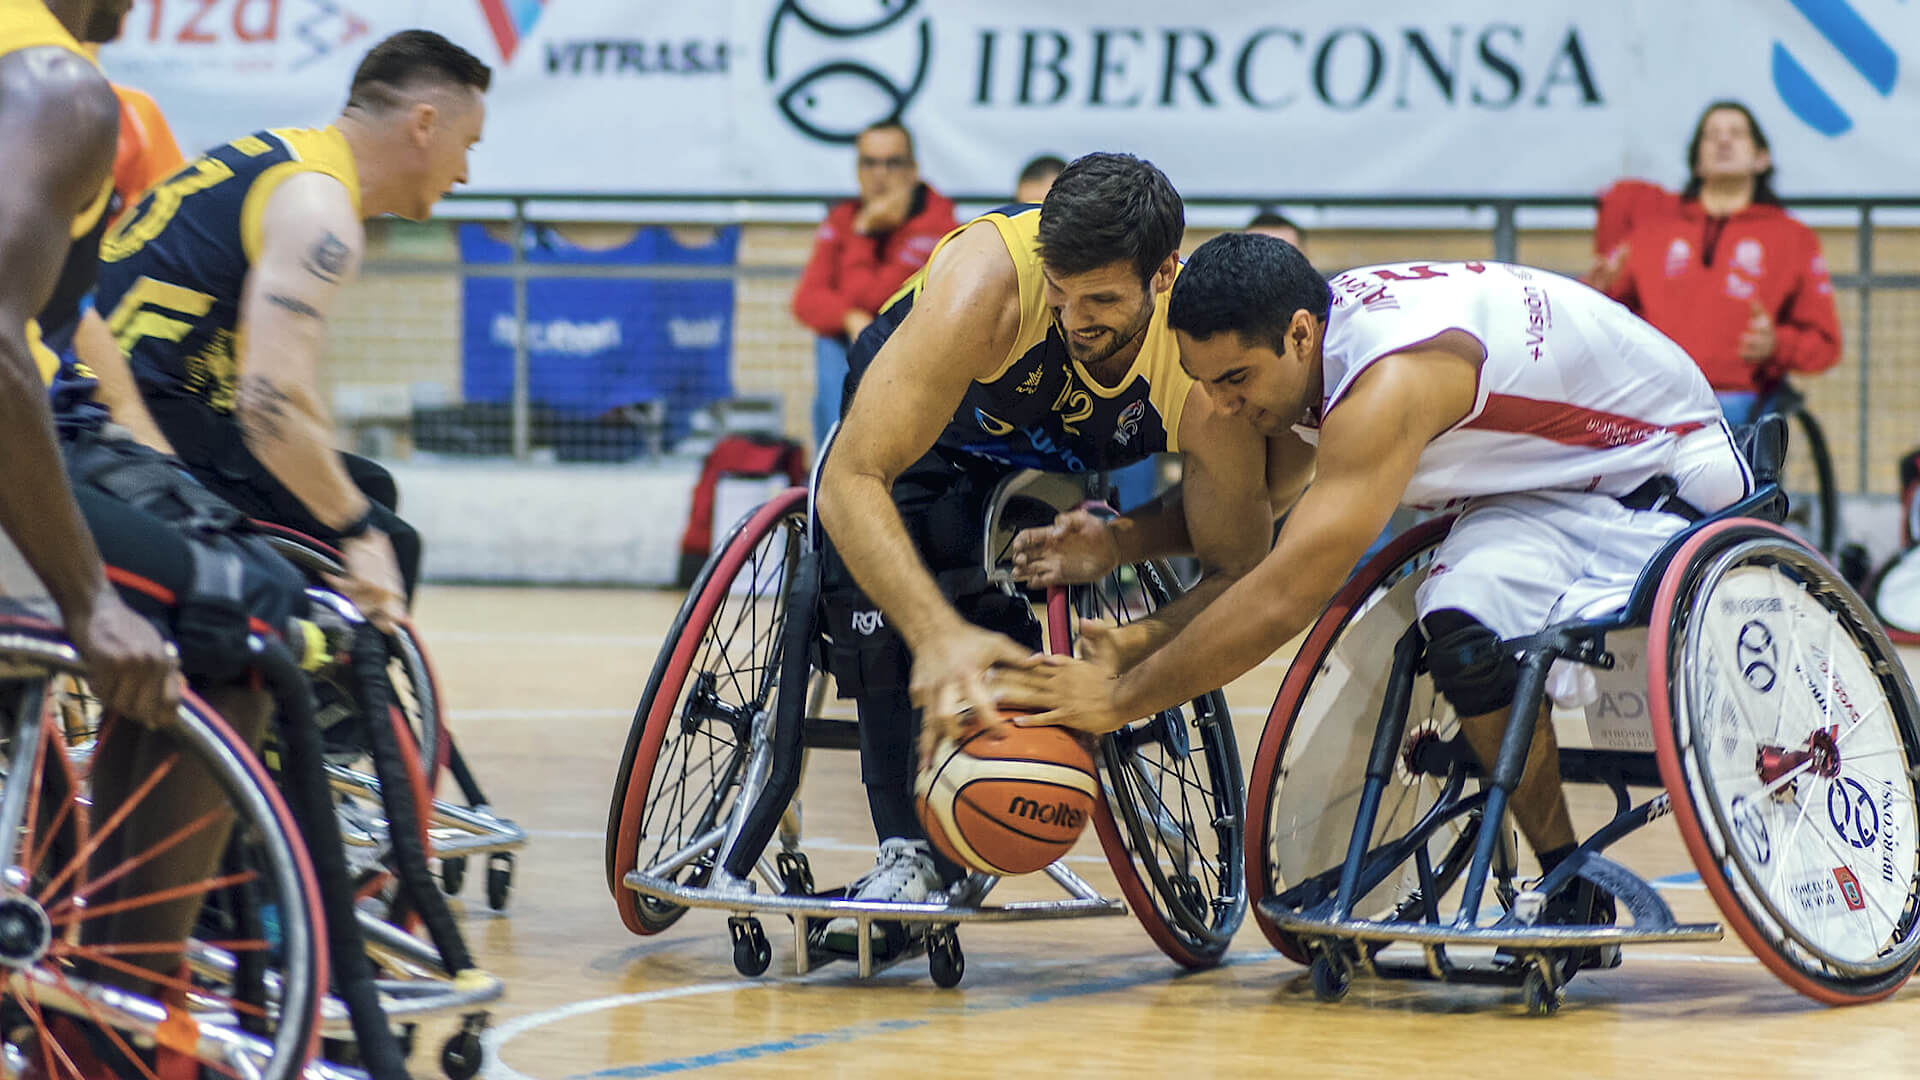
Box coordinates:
[1062,295,1154,368]
[82,2,129,44]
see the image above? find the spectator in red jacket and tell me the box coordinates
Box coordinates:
[1590,100,1840,422]
[792,120,956,446]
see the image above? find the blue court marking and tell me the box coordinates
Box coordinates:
[1653,871,1704,889]
[566,955,1281,1079]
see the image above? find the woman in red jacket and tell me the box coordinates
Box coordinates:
[1590,100,1840,422]
[791,121,956,447]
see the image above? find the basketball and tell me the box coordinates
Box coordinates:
[914,713,1098,877]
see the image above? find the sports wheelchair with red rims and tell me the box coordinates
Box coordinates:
[605,467,1245,985]
[0,598,350,1079]
[1245,416,1920,1014]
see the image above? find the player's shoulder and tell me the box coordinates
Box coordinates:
[0,45,115,141]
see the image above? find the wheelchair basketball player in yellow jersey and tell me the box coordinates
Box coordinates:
[91,30,491,631]
[814,153,1309,952]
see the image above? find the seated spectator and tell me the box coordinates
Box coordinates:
[1014,153,1066,204]
[791,121,956,447]
[1590,100,1840,423]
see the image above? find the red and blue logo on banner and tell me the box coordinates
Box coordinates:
[477,0,549,62]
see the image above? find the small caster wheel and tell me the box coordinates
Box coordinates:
[1309,952,1350,1003]
[928,930,964,988]
[441,856,467,895]
[1522,967,1563,1017]
[441,1029,483,1080]
[730,916,771,977]
[486,853,514,911]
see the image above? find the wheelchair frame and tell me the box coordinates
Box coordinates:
[1249,463,1920,1013]
[609,463,1246,983]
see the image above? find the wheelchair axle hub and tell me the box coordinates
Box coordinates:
[0,896,51,967]
[1756,728,1840,786]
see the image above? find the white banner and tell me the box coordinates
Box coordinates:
[100,0,1920,197]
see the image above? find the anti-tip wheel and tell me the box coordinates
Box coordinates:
[731,917,772,977]
[1522,967,1562,1017]
[486,853,514,911]
[441,855,467,896]
[1309,952,1350,1003]
[441,1030,483,1080]
[928,931,964,988]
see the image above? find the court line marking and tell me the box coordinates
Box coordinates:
[532,828,1117,865]
[430,630,666,647]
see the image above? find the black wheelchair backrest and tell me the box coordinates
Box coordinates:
[1736,413,1789,489]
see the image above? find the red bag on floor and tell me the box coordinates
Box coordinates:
[678,434,807,586]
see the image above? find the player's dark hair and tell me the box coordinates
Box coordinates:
[347,30,492,113]
[1170,233,1330,356]
[1018,154,1067,186]
[858,120,915,160]
[1248,208,1306,243]
[1037,153,1184,285]
[1682,100,1780,205]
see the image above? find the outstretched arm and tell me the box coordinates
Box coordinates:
[998,344,1479,732]
[0,49,177,722]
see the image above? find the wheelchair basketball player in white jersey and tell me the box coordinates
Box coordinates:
[1002,233,1752,935]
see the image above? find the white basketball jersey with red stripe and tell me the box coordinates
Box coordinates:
[1316,260,1722,508]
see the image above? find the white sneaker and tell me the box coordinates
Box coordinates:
[823,838,941,953]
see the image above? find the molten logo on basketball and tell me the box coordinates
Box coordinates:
[1008,795,1085,830]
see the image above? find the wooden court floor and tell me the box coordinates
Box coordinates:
[408,585,1920,1080]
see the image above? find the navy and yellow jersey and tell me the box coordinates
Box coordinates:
[93,126,360,431]
[2,0,113,391]
[848,205,1192,475]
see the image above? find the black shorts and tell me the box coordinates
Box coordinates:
[818,447,1043,698]
[146,397,420,597]
[65,438,309,684]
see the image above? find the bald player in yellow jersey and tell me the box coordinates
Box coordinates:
[811,153,1309,948]
[0,0,176,722]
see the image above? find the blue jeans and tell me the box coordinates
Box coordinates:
[814,336,849,448]
[1715,391,1759,426]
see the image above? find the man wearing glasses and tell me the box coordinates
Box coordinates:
[792,120,956,447]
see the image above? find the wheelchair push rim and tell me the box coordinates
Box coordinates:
[1244,517,1468,964]
[1051,562,1247,969]
[608,489,809,935]
[1649,518,1920,1004]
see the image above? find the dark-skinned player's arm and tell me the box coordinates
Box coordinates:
[0,48,179,725]
[1070,384,1276,673]
[998,337,1481,733]
[814,222,1032,739]
[1010,425,1314,585]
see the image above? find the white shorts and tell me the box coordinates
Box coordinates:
[1414,425,1751,639]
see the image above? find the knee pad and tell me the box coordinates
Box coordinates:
[1421,609,1518,717]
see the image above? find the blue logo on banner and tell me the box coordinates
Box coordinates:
[1772,0,1898,136]
[460,224,737,454]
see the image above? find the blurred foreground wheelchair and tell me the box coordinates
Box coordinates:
[1244,416,1920,1014]
[605,463,1245,985]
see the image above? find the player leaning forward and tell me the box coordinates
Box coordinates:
[814,155,1294,952]
[1001,235,1752,936]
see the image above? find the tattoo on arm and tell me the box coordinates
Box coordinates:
[237,374,293,442]
[267,293,324,320]
[303,231,351,283]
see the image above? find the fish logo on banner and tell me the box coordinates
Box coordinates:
[764,0,933,143]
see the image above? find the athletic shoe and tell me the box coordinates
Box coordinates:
[823,838,941,954]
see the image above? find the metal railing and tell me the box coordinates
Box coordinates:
[357,193,1920,487]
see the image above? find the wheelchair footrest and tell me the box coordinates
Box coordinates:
[1260,899,1722,949]
[623,870,1127,924]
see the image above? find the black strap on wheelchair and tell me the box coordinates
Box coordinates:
[1615,475,1705,523]
[344,625,476,975]
[68,432,247,537]
[720,548,821,881]
[251,639,412,1080]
